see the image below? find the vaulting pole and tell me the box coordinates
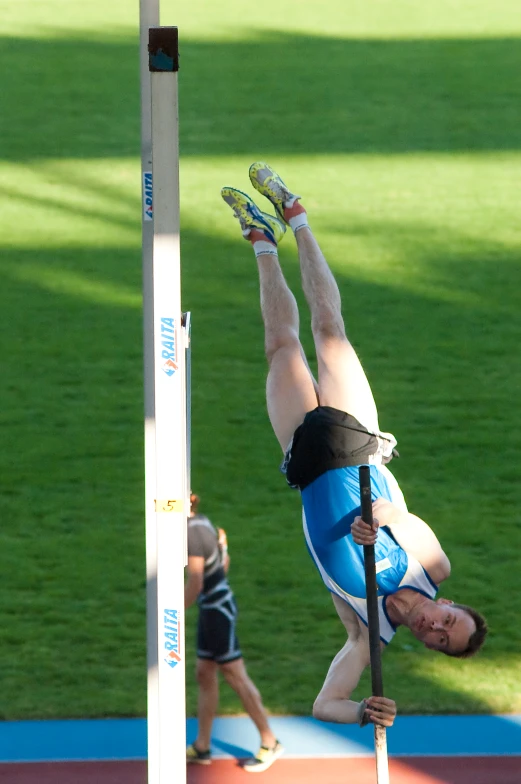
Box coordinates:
[359,465,390,784]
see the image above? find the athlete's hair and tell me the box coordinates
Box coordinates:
[443,604,488,658]
[190,492,200,515]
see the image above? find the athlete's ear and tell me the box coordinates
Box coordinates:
[436,598,454,606]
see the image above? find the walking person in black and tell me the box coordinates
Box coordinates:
[185,493,283,773]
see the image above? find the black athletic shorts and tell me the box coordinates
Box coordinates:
[197,586,242,664]
[281,405,397,491]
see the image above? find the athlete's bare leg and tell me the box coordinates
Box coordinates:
[247,163,380,431]
[194,658,219,750]
[294,227,380,432]
[220,186,318,451]
[220,658,277,748]
[256,248,318,450]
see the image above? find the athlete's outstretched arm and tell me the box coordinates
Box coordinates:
[352,499,451,584]
[313,631,396,727]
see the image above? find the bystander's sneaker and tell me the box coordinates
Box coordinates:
[242,740,284,773]
[186,743,212,765]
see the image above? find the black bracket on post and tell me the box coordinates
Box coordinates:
[149,26,179,72]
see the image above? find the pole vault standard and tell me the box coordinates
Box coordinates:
[142,22,189,784]
[139,2,160,781]
[359,466,390,784]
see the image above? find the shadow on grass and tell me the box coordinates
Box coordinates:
[1,166,140,232]
[1,32,521,160]
[1,215,520,721]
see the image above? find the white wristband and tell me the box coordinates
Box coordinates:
[357,699,369,727]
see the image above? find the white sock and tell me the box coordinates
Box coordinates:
[287,212,309,233]
[252,240,278,258]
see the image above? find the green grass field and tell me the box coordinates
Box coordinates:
[1,0,521,721]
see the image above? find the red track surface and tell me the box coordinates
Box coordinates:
[1,757,520,784]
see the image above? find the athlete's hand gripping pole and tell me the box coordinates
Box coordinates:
[359,465,390,784]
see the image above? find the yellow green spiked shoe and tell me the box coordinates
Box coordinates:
[221,186,286,245]
[249,162,301,224]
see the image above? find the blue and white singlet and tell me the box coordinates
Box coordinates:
[302,464,438,644]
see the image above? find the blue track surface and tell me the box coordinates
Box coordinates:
[0,715,520,763]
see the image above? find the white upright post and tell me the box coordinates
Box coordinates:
[139,1,160,782]
[149,26,187,784]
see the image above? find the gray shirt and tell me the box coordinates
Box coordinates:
[187,514,227,597]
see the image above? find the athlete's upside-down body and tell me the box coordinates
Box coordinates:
[221,163,488,729]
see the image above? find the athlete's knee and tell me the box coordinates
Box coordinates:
[220,660,243,688]
[220,659,251,693]
[265,327,301,366]
[311,311,346,342]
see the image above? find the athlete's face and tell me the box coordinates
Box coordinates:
[407,598,476,654]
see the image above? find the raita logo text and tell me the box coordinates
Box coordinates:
[160,317,178,376]
[143,171,153,221]
[164,609,181,668]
